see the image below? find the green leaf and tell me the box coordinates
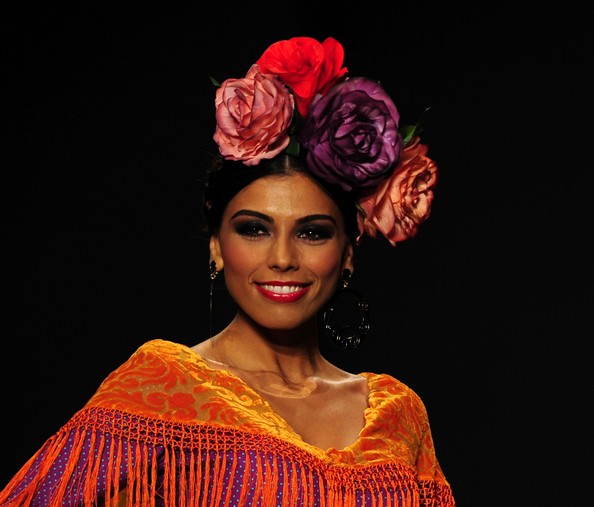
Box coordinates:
[400,125,417,145]
[285,136,301,157]
[401,107,431,145]
[209,75,221,88]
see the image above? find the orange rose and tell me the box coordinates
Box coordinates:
[356,136,438,246]
[213,64,294,166]
[256,36,348,117]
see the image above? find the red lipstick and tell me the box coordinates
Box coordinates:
[255,282,310,303]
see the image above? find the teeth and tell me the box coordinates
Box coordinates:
[261,285,303,294]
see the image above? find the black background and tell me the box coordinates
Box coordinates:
[2,1,592,505]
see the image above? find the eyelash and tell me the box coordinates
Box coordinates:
[234,222,334,243]
[297,226,333,242]
[235,221,269,238]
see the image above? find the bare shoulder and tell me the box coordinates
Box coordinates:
[190,340,212,356]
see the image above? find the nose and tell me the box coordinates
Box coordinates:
[268,235,298,271]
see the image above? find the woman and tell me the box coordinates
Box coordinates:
[0,36,455,506]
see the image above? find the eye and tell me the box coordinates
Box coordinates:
[297,225,334,243]
[234,220,270,238]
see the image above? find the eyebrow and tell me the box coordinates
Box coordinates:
[229,210,337,226]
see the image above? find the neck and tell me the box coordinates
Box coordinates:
[207,312,324,381]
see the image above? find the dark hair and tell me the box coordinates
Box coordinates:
[200,153,359,242]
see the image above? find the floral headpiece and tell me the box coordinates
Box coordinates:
[212,36,438,246]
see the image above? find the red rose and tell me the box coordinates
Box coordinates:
[356,136,438,246]
[256,36,348,117]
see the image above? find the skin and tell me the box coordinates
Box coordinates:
[192,171,369,451]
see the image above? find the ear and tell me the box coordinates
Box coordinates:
[209,235,224,271]
[342,242,355,275]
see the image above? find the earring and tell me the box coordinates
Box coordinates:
[323,269,371,349]
[209,260,219,280]
[209,260,220,337]
[339,267,351,288]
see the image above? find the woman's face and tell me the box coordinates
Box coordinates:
[210,172,354,332]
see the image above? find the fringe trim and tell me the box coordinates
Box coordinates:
[0,407,455,506]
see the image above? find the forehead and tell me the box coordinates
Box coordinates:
[224,173,343,219]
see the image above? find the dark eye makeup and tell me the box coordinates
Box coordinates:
[233,220,335,242]
[297,224,335,241]
[234,220,270,238]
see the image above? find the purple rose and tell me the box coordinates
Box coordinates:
[300,76,402,192]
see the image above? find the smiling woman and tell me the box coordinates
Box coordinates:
[0,36,454,506]
[208,168,352,335]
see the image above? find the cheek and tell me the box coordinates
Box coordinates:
[219,244,259,305]
[221,241,260,276]
[305,248,344,280]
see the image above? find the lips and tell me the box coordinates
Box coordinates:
[255,282,311,303]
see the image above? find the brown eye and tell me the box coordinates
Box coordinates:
[298,225,334,242]
[235,221,269,238]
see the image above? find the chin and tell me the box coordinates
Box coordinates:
[244,309,318,334]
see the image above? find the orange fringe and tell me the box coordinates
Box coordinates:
[0,407,455,506]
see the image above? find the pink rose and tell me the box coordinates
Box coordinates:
[213,64,294,166]
[256,36,348,118]
[356,136,438,246]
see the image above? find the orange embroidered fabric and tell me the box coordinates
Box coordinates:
[0,339,455,506]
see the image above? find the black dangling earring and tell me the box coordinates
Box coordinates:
[209,260,220,337]
[324,269,371,349]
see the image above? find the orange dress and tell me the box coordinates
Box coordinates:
[0,339,455,506]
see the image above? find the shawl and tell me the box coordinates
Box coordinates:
[0,339,455,506]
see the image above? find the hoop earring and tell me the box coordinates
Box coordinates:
[324,269,371,349]
[209,260,220,337]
